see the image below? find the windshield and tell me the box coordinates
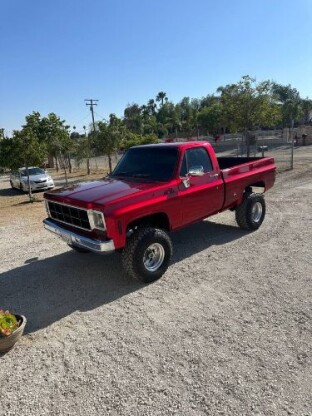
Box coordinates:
[21,168,45,176]
[111,147,179,182]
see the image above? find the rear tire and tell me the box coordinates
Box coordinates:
[122,227,172,283]
[235,193,266,230]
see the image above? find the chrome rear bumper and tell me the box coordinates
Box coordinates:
[43,219,115,254]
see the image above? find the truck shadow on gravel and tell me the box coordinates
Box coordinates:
[0,220,246,334]
[171,220,246,263]
[0,251,142,334]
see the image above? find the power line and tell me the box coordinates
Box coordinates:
[84,99,98,132]
[94,110,108,122]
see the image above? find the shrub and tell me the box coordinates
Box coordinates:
[0,310,18,337]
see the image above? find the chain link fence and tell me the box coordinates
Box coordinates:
[210,129,293,171]
[70,127,312,174]
[70,153,121,173]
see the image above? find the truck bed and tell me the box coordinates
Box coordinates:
[217,156,276,210]
[218,156,275,179]
[218,156,263,170]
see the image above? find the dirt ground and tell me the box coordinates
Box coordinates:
[0,149,311,416]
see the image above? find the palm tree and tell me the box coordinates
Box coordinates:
[156,91,167,107]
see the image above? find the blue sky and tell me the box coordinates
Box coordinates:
[1,0,312,136]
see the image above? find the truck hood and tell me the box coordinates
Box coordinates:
[44,178,162,207]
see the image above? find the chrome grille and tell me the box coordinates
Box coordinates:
[47,201,91,230]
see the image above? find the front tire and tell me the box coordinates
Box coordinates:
[235,193,266,230]
[122,227,172,283]
[20,183,27,193]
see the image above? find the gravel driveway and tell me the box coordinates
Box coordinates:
[0,157,311,415]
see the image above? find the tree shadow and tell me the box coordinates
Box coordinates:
[0,188,21,197]
[0,188,45,198]
[0,220,247,334]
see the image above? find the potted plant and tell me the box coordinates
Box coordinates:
[0,310,27,353]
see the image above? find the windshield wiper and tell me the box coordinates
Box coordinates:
[110,171,133,177]
[131,173,151,178]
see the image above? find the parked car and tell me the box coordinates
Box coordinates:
[10,167,54,192]
[43,142,276,283]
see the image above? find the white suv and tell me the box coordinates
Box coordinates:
[10,167,54,192]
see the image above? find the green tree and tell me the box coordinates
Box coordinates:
[217,76,281,155]
[0,137,17,170]
[271,83,301,127]
[300,98,312,124]
[95,114,125,173]
[21,111,73,172]
[175,97,201,136]
[40,113,72,172]
[121,132,159,150]
[143,115,158,135]
[147,99,157,115]
[11,129,46,200]
[156,101,181,137]
[197,102,222,135]
[124,104,143,133]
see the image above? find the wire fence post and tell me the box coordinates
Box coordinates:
[291,120,294,170]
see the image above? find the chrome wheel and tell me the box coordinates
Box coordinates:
[143,243,165,272]
[251,202,263,223]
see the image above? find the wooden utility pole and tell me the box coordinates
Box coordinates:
[85,99,98,131]
[84,99,99,174]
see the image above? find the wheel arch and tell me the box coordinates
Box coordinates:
[126,212,171,235]
[244,180,266,194]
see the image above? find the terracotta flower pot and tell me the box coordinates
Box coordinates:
[0,315,27,353]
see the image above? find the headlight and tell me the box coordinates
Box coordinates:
[89,210,106,231]
[45,200,50,216]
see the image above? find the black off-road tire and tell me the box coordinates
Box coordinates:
[122,227,173,283]
[68,244,90,253]
[235,193,266,230]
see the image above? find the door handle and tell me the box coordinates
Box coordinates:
[210,173,219,179]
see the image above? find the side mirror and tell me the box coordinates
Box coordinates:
[181,177,190,189]
[188,165,204,176]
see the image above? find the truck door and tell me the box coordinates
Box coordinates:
[178,147,224,225]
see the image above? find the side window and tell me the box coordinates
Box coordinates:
[186,147,213,173]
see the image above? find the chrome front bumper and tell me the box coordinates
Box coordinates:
[43,219,115,254]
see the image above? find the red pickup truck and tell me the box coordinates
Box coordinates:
[43,142,276,283]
